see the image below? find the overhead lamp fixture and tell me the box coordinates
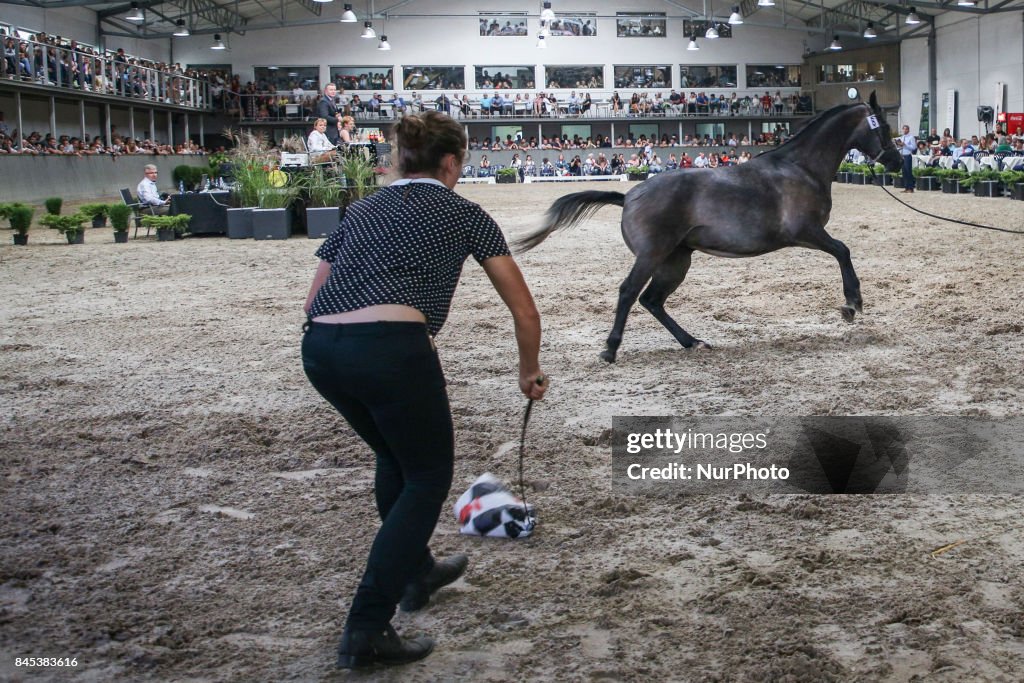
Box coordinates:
[125,2,145,22]
[340,3,358,21]
[377,35,391,50]
[728,6,743,24]
[863,21,877,38]
[537,34,547,48]
[757,0,775,7]
[956,0,976,5]
[267,65,278,70]
[539,21,551,37]
[361,21,376,38]
[705,24,719,39]
[687,35,699,50]
[829,34,842,50]
[313,0,333,3]
[173,19,190,37]
[541,1,555,21]
[906,7,921,24]
[211,33,227,50]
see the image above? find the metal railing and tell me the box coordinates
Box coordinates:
[1,35,210,110]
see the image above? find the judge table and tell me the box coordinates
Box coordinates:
[169,191,230,234]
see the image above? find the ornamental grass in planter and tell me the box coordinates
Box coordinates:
[912,166,940,191]
[44,197,63,216]
[80,203,111,228]
[342,154,379,202]
[935,168,969,194]
[142,214,192,241]
[301,166,346,239]
[41,212,88,244]
[627,165,650,181]
[495,167,518,184]
[998,170,1024,200]
[108,203,133,243]
[6,204,34,245]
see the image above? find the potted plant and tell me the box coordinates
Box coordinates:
[301,166,346,239]
[848,163,873,185]
[224,128,274,239]
[0,202,27,229]
[627,165,650,181]
[142,214,192,241]
[41,212,88,244]
[998,170,1024,200]
[44,197,63,216]
[7,204,34,245]
[342,153,379,203]
[872,164,893,186]
[108,203,133,243]
[912,166,940,191]
[79,203,110,228]
[252,167,300,240]
[836,161,858,183]
[970,169,1003,198]
[495,167,518,184]
[936,168,969,194]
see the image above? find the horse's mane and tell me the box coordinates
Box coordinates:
[756,103,864,158]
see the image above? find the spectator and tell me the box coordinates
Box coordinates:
[307,118,338,162]
[317,83,342,145]
[137,164,169,213]
[896,124,916,193]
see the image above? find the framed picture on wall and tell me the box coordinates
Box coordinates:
[550,13,597,36]
[616,12,666,38]
[479,12,529,36]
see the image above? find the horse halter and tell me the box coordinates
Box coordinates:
[861,104,891,165]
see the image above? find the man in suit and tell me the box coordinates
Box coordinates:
[317,83,342,145]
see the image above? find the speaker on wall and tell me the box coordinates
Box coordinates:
[977,106,994,123]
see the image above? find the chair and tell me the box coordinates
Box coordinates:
[119,188,155,238]
[461,164,475,178]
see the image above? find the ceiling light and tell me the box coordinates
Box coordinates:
[541,1,555,21]
[340,3,357,21]
[313,0,333,3]
[211,33,227,50]
[863,21,877,38]
[687,35,699,50]
[537,34,547,48]
[539,21,551,37]
[377,35,390,50]
[267,65,278,70]
[361,21,376,38]
[705,24,719,39]
[125,2,145,22]
[829,35,842,50]
[906,7,921,24]
[728,6,743,24]
[173,19,190,36]
[757,0,775,7]
[957,0,976,5]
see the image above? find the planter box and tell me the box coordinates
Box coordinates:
[91,216,107,228]
[13,233,28,246]
[893,176,905,189]
[114,231,129,243]
[917,176,940,191]
[941,179,968,194]
[1012,183,1024,201]
[495,174,517,184]
[973,181,1004,198]
[835,172,848,183]
[873,174,894,186]
[627,172,649,181]
[253,208,292,240]
[156,227,176,242]
[65,231,85,244]
[848,173,866,185]
[226,207,253,239]
[306,206,340,239]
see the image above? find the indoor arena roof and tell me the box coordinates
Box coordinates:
[4,0,1024,40]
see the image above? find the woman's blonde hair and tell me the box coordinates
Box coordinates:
[341,116,355,127]
[392,111,466,175]
[313,118,327,127]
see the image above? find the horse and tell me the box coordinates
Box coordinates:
[514,92,903,363]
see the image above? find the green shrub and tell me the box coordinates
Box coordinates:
[496,167,518,177]
[8,205,35,234]
[628,165,650,175]
[912,166,937,178]
[79,203,110,219]
[108,204,133,231]
[44,197,63,215]
[172,165,193,187]
[141,213,192,234]
[40,212,88,234]
[998,170,1024,185]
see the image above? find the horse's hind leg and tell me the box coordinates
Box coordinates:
[802,229,862,321]
[601,258,658,363]
[638,248,709,350]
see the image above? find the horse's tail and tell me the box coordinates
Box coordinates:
[512,190,625,253]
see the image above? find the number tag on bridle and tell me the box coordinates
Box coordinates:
[867,115,881,130]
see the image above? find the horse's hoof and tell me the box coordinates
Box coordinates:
[689,340,712,350]
[840,305,856,323]
[854,301,863,313]
[599,350,617,364]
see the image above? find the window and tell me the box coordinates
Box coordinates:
[817,62,885,84]
[613,65,670,89]
[545,65,603,89]
[679,65,737,88]
[681,20,732,39]
[253,66,320,91]
[188,64,232,84]
[746,65,801,88]
[479,13,528,36]
[616,12,667,38]
[475,66,535,90]
[550,13,597,36]
[402,66,464,90]
[696,123,725,138]
[493,125,525,142]
[561,124,592,140]
[628,124,660,140]
[329,66,394,91]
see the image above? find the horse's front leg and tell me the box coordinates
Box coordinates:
[602,259,656,363]
[805,232,862,321]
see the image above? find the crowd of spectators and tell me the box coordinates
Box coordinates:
[0,115,206,155]
[907,126,1024,170]
[467,128,787,154]
[472,146,756,179]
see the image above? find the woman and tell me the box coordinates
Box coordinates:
[301,111,547,669]
[339,115,356,145]
[307,118,337,162]
[610,91,622,115]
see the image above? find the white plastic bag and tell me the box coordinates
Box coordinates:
[453,473,535,539]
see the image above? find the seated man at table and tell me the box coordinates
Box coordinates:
[952,139,974,168]
[137,164,169,214]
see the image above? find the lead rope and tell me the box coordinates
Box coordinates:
[866,165,1024,235]
[518,375,546,528]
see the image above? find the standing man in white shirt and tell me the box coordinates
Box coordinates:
[897,125,917,193]
[137,164,169,214]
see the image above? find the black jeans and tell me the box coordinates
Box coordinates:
[301,321,454,631]
[902,154,915,189]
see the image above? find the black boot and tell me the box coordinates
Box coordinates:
[400,554,469,612]
[336,624,434,669]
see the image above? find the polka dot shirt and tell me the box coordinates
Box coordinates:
[310,179,511,335]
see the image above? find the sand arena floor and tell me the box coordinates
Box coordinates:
[1,182,1023,682]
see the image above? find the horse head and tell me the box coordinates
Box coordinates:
[853,91,901,172]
